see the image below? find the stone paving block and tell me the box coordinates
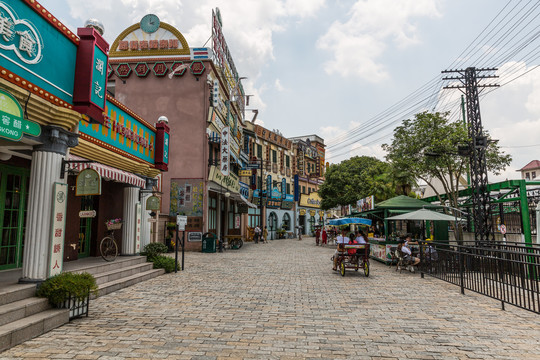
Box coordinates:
[2,238,540,359]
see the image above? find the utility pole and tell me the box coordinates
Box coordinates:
[442,67,499,243]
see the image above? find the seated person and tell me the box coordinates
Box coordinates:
[333,230,349,271]
[356,230,367,244]
[347,233,358,256]
[397,237,420,267]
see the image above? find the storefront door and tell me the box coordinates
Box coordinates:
[78,196,94,258]
[0,165,29,270]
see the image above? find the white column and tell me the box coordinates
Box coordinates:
[122,186,140,255]
[21,151,63,281]
[140,193,151,250]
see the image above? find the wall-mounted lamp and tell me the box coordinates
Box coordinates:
[225,191,231,198]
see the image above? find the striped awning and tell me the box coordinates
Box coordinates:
[67,154,146,188]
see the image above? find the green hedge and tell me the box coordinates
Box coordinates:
[151,255,178,273]
[36,272,98,305]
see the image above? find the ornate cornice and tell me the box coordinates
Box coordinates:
[71,139,161,178]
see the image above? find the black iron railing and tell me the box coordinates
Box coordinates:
[419,240,540,314]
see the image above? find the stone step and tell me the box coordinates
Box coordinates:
[0,297,50,327]
[67,256,148,276]
[0,284,37,307]
[0,308,68,353]
[95,268,165,298]
[92,262,155,286]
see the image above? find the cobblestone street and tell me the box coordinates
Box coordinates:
[2,238,540,360]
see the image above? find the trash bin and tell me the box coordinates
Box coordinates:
[202,232,216,253]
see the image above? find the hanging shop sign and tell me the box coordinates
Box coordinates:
[239,169,251,177]
[79,97,157,164]
[281,178,286,199]
[266,199,282,209]
[220,126,230,176]
[209,165,240,194]
[79,210,96,218]
[146,196,161,210]
[154,121,169,171]
[73,27,109,124]
[0,1,77,105]
[294,174,300,202]
[0,89,40,141]
[281,199,294,210]
[300,192,322,208]
[75,168,101,196]
[49,183,67,277]
[356,195,374,212]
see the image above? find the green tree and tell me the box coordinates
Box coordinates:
[319,156,396,210]
[383,111,511,212]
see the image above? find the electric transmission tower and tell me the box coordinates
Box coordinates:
[442,67,499,243]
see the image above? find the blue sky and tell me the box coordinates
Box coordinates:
[39,0,540,182]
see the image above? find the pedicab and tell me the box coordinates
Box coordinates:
[328,217,372,277]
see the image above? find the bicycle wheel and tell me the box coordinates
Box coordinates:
[340,261,346,277]
[364,259,370,277]
[100,236,118,262]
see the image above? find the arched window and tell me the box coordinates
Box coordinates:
[282,213,291,230]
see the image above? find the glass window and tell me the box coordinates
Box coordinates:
[533,171,537,179]
[257,144,263,158]
[286,155,290,167]
[272,150,277,163]
[287,183,290,194]
[302,186,306,194]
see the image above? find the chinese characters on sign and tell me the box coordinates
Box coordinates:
[49,183,67,277]
[0,4,43,64]
[90,46,107,108]
[220,126,230,176]
[0,90,41,141]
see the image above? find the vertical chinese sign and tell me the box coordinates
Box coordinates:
[220,126,230,176]
[135,203,141,253]
[73,27,109,124]
[49,183,67,277]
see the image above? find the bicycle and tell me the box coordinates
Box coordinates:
[100,222,122,261]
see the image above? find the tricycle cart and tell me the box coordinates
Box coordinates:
[334,243,370,277]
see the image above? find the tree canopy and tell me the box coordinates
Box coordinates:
[382,111,512,210]
[318,156,398,210]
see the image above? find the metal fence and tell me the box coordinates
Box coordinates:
[419,240,540,314]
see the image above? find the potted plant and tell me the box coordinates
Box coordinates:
[36,272,98,319]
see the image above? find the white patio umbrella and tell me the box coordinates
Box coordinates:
[385,208,462,221]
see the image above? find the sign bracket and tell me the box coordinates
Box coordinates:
[60,159,94,179]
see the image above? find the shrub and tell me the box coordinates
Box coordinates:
[151,255,178,273]
[36,272,98,305]
[142,242,168,260]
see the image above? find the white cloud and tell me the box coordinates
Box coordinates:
[275,79,285,92]
[51,0,326,123]
[317,0,440,83]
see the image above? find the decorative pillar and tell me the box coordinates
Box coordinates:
[122,186,140,255]
[140,193,151,250]
[21,126,78,282]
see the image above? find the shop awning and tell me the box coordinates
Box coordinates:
[240,194,257,208]
[67,154,146,188]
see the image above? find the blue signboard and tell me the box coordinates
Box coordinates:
[0,1,77,104]
[163,132,169,164]
[79,99,156,164]
[294,174,299,201]
[90,46,108,108]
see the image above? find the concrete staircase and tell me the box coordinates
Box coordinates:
[0,256,164,353]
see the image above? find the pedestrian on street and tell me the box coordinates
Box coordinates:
[254,225,261,243]
[263,226,269,243]
[315,227,321,246]
[321,228,327,246]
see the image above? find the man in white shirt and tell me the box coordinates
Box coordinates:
[398,236,420,267]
